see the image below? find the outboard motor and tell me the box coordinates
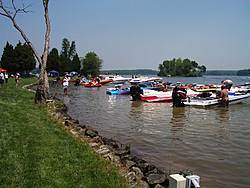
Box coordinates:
[130,85,142,101]
[172,87,187,107]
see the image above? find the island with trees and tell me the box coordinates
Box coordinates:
[157,58,206,77]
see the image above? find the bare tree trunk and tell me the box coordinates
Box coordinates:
[35,0,50,104]
[0,0,50,104]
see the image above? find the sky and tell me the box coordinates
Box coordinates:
[0,0,249,71]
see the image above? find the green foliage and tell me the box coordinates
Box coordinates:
[81,52,103,78]
[0,41,36,74]
[237,69,250,76]
[47,48,60,72]
[0,42,15,71]
[60,38,78,73]
[158,58,206,77]
[72,53,81,74]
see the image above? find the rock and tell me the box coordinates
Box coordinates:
[65,120,76,126]
[95,147,110,155]
[125,160,136,169]
[146,174,167,185]
[123,172,136,181]
[154,184,165,188]
[115,149,130,156]
[89,143,99,147]
[78,124,87,129]
[85,128,98,138]
[132,167,144,180]
[128,181,150,188]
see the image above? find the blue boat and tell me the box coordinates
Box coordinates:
[106,84,130,95]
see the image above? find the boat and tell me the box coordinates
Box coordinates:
[136,88,200,102]
[84,83,102,87]
[138,82,166,91]
[100,79,113,85]
[99,73,130,84]
[106,84,130,95]
[129,76,162,85]
[109,76,130,84]
[184,91,250,107]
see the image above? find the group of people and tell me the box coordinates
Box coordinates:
[0,71,19,88]
[151,80,169,91]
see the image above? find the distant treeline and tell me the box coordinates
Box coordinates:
[101,69,159,75]
[203,70,237,76]
[101,69,250,76]
[237,69,250,76]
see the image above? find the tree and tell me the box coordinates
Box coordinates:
[47,48,60,72]
[72,53,80,73]
[60,38,76,72]
[0,0,50,104]
[13,41,36,74]
[0,42,15,72]
[81,52,103,78]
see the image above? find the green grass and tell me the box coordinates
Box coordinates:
[0,77,128,188]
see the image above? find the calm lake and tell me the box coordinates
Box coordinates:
[50,75,250,188]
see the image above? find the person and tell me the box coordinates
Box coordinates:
[163,83,168,92]
[56,75,60,82]
[63,76,69,94]
[15,73,19,88]
[221,85,229,107]
[96,77,100,84]
[4,72,8,83]
[0,71,4,88]
[151,82,157,87]
[157,80,163,87]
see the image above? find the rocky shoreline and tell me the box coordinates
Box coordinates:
[24,83,194,188]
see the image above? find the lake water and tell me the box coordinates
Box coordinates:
[50,75,250,188]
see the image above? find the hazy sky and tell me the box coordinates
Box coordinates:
[0,0,249,71]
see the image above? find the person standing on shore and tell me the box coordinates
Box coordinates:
[63,76,69,95]
[0,71,4,88]
[15,73,19,88]
[4,72,8,83]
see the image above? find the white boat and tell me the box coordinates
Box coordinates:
[184,91,250,107]
[140,88,200,102]
[110,76,130,84]
[100,75,130,84]
[129,76,162,85]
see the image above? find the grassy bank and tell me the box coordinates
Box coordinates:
[0,77,128,187]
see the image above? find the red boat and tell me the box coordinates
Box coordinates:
[84,83,102,87]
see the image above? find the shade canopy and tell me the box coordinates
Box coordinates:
[49,70,58,74]
[70,71,78,75]
[0,68,7,72]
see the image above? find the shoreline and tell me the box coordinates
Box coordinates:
[24,82,172,187]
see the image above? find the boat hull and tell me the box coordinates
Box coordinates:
[184,93,250,106]
[140,89,199,102]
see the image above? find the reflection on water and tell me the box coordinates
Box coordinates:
[49,76,250,188]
